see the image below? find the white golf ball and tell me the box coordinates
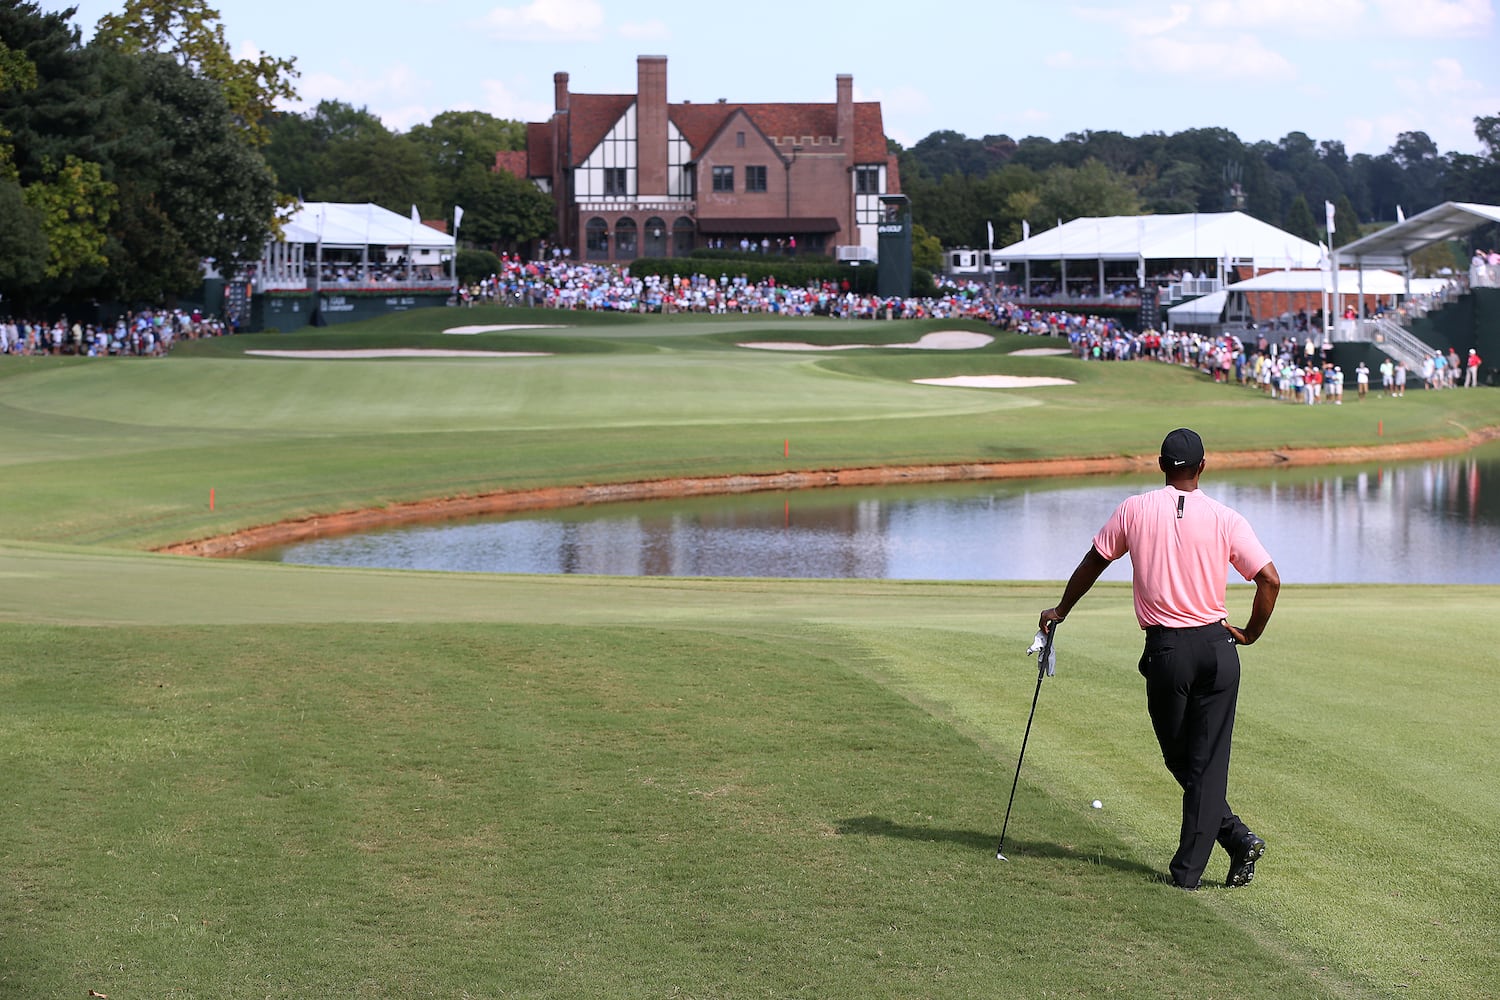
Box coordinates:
[1091,799,1103,809]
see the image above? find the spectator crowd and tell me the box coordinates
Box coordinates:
[1,309,230,357]
[4,254,1484,391]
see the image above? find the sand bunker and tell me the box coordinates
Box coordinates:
[443,324,566,334]
[738,330,993,352]
[913,375,1076,388]
[244,349,551,359]
[1008,347,1071,356]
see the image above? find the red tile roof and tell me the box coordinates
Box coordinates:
[492,150,528,178]
[666,102,889,163]
[565,93,637,167]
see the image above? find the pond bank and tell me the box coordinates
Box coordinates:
[157,424,1500,558]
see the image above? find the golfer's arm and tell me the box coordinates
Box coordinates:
[1237,561,1281,645]
[1050,547,1113,620]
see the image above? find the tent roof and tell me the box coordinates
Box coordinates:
[991,211,1323,268]
[1166,290,1227,323]
[1335,202,1500,268]
[1229,268,1411,295]
[278,202,456,249]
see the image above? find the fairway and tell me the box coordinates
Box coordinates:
[1,309,1497,998]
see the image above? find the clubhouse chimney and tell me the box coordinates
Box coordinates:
[637,55,668,196]
[836,73,854,151]
[554,71,570,113]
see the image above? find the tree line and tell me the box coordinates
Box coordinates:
[897,123,1500,255]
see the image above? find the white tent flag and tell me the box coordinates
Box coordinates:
[454,204,465,231]
[987,220,994,249]
[1325,200,1337,235]
[1397,205,1406,223]
[1022,219,1031,241]
[411,204,421,226]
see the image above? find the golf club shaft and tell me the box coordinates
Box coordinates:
[996,622,1057,859]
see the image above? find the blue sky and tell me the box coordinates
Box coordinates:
[45,0,1500,156]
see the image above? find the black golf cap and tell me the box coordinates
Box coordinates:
[1161,427,1205,468]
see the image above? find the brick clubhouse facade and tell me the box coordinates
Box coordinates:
[495,56,901,264]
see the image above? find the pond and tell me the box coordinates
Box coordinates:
[245,446,1500,585]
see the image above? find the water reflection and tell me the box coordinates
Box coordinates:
[250,446,1500,584]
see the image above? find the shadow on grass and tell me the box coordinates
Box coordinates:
[836,814,1160,878]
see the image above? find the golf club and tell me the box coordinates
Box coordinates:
[996,620,1059,861]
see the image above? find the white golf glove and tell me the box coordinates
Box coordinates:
[1027,629,1057,676]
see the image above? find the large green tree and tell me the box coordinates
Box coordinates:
[1283,194,1319,243]
[0,36,47,295]
[1444,113,1500,205]
[1034,158,1140,223]
[459,166,553,251]
[0,3,116,301]
[405,110,525,214]
[317,128,434,207]
[96,51,278,299]
[264,100,392,200]
[93,0,297,144]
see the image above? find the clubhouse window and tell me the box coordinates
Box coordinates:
[745,165,767,192]
[603,167,628,197]
[712,166,734,192]
[854,165,881,195]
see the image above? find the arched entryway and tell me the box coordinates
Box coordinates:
[614,218,638,259]
[643,217,667,258]
[673,216,695,257]
[585,218,609,261]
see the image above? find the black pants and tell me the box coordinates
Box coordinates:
[1139,622,1252,886]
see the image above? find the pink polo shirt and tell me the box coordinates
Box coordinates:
[1092,486,1272,629]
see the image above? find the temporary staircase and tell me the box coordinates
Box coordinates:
[1364,316,1438,371]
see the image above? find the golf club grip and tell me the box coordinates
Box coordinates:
[1038,620,1059,678]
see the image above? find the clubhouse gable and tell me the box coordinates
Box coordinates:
[499,55,901,265]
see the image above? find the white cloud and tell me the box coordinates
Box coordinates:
[1380,57,1493,151]
[479,0,606,42]
[1069,3,1191,34]
[1131,3,1193,34]
[1373,0,1493,36]
[1198,0,1365,29]
[1044,51,1078,69]
[618,18,670,41]
[480,78,554,123]
[1129,33,1295,80]
[1424,56,1486,98]
[284,64,442,129]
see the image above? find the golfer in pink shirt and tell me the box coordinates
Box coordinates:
[1039,428,1280,890]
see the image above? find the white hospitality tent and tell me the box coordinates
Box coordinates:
[259,201,457,289]
[992,211,1326,302]
[1169,269,1455,331]
[280,202,456,253]
[994,212,1323,268]
[1333,201,1500,270]
[1166,290,1229,328]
